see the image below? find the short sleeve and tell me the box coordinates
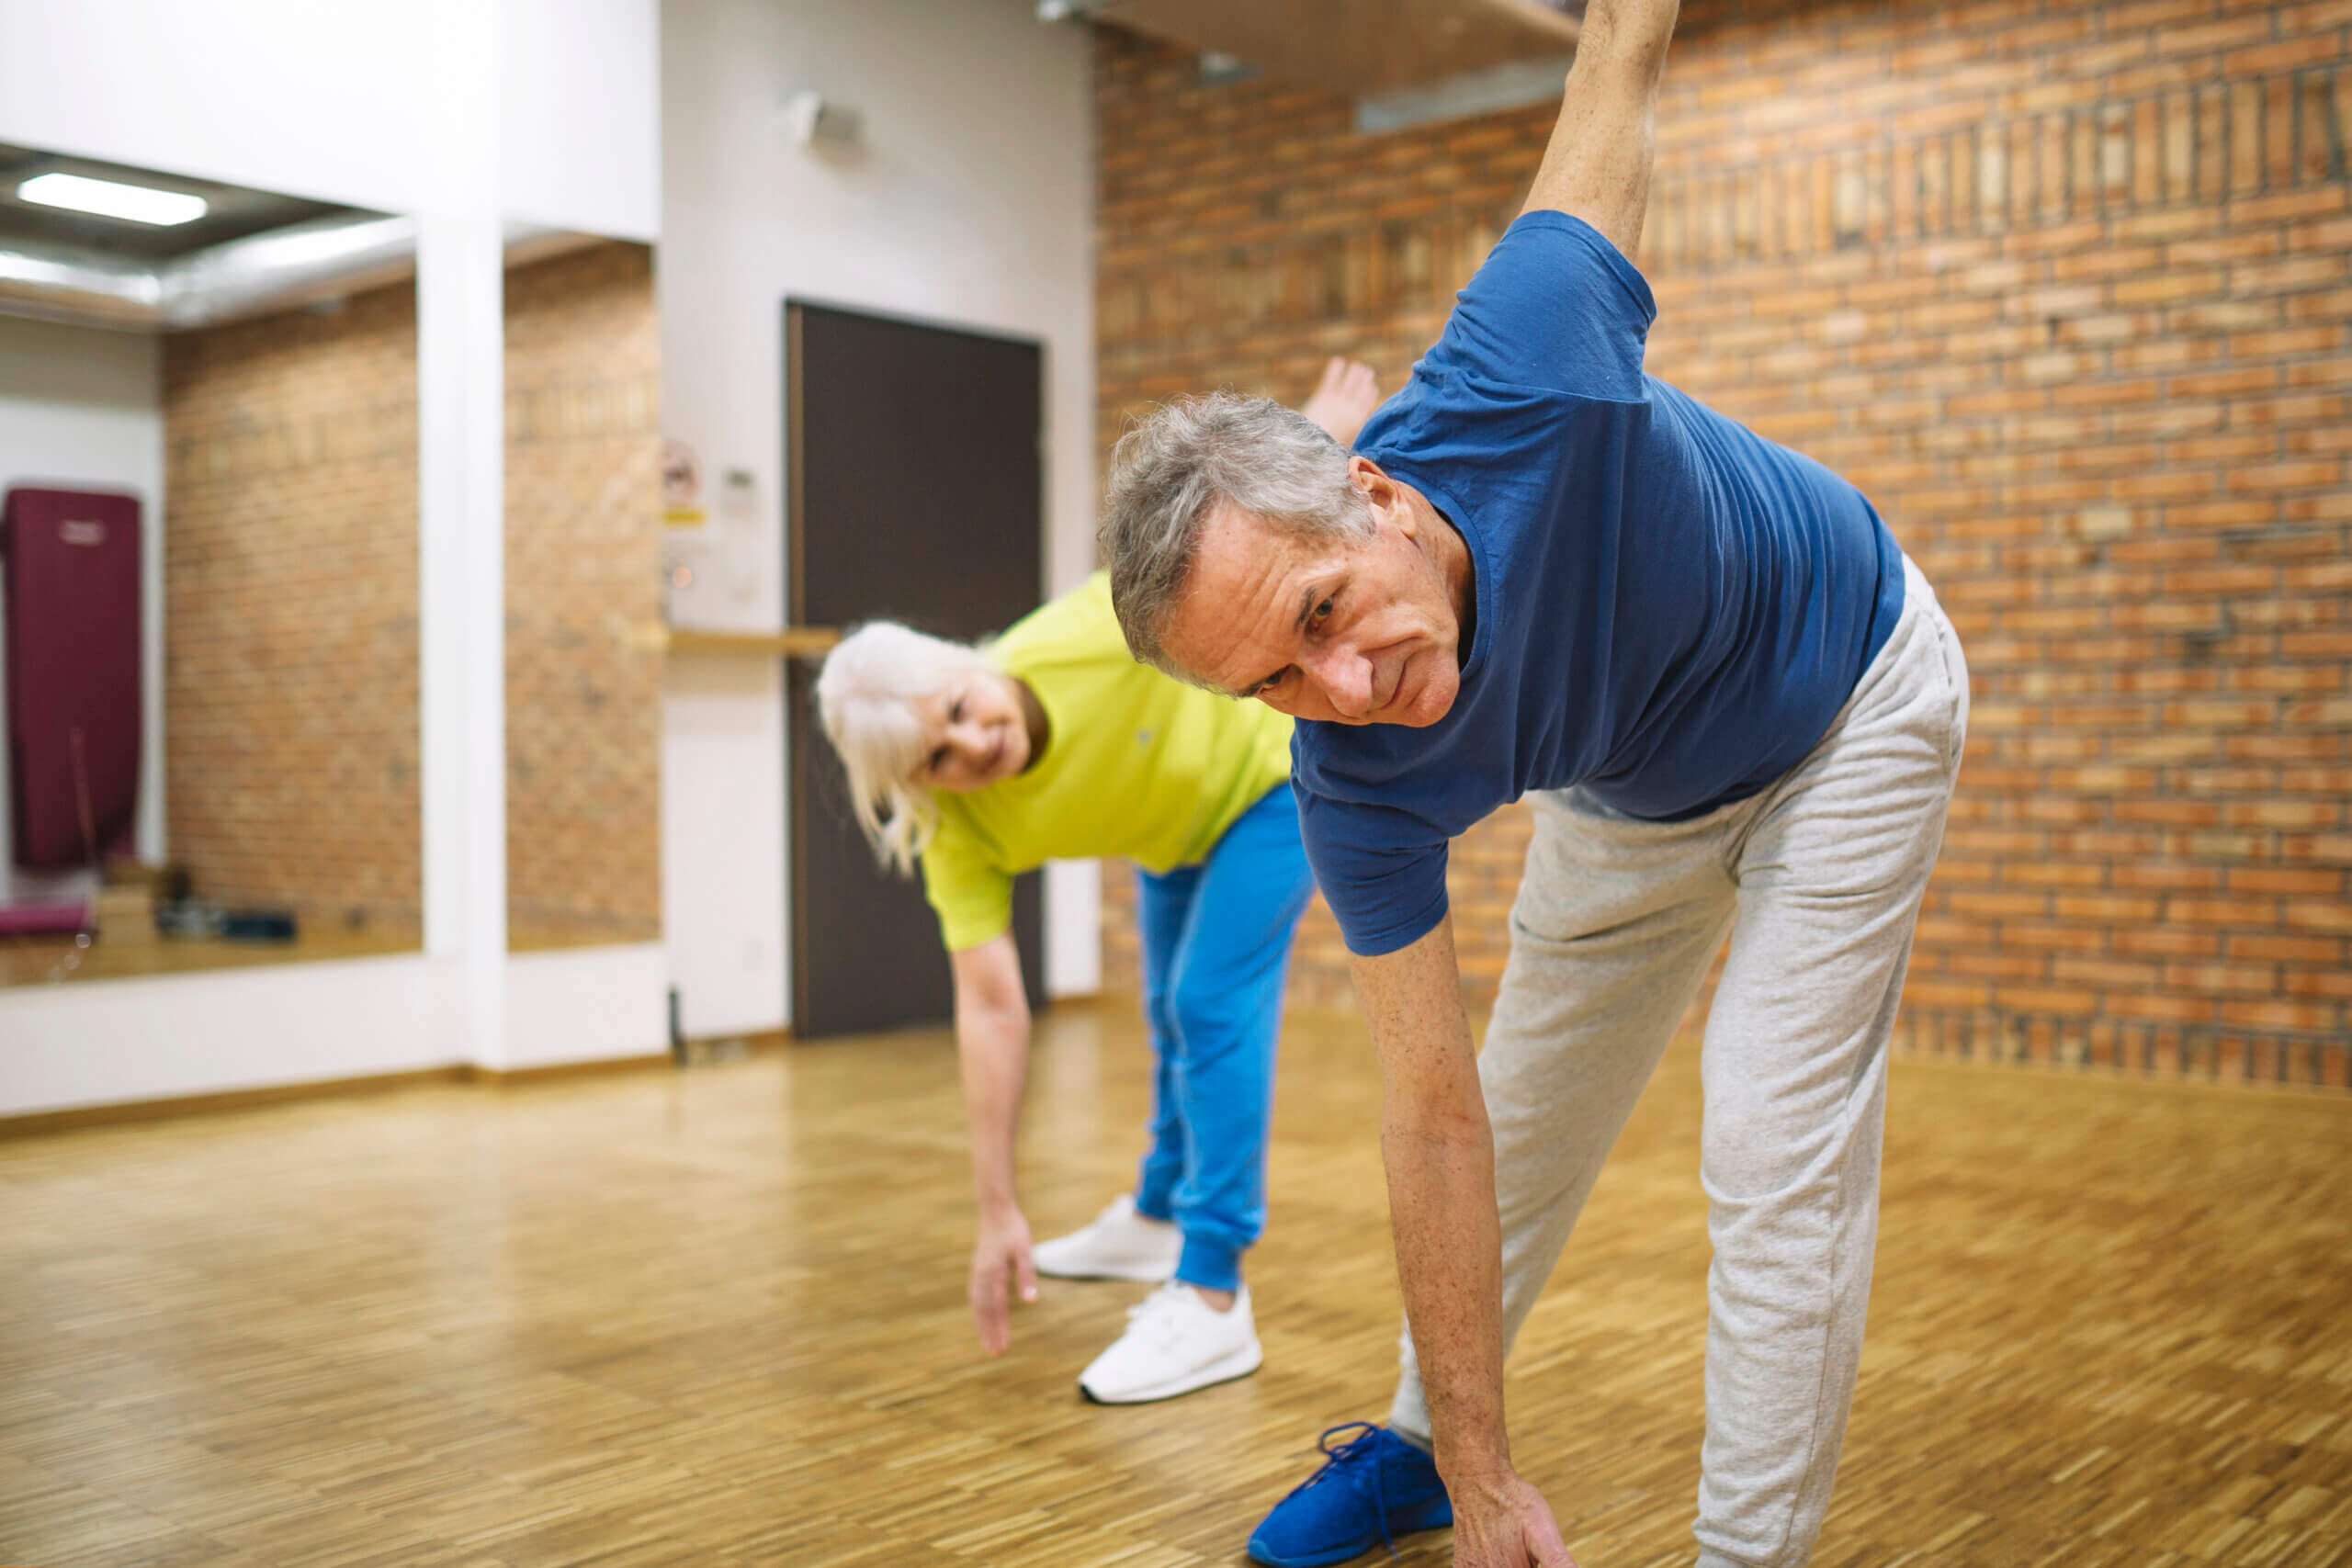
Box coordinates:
[921,826,1014,953]
[1296,790,1453,958]
[1417,210,1655,400]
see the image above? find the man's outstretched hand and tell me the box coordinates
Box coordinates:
[1301,355,1384,446]
[1444,1465,1579,1568]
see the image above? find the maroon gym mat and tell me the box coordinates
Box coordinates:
[4,487,142,870]
[0,900,87,936]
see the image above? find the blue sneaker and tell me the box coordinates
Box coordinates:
[1246,1422,1453,1566]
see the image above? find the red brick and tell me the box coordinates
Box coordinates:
[2114,268,2228,305]
[2051,893,2165,922]
[2108,990,2220,1024]
[1995,984,2103,1014]
[2221,998,2342,1032]
[2279,968,2352,999]
[2284,900,2352,931]
[2113,926,2225,957]
[2052,955,2164,987]
[2229,931,2347,963]
[2161,961,2279,995]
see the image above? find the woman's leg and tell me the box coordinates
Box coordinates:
[1131,861,1200,1223]
[1159,786,1316,1292]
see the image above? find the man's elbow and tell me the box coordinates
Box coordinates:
[1577,0,1679,80]
[1382,1097,1489,1152]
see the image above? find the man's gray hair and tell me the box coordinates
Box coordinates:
[1097,390,1370,677]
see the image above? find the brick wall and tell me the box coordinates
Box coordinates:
[163,282,422,936]
[504,242,663,950]
[163,243,665,950]
[1093,0,2351,1087]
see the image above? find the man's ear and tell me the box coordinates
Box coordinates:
[1348,455,1408,533]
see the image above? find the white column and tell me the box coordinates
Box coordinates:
[418,0,507,1065]
[1045,860,1102,998]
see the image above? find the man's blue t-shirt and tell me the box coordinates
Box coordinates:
[1296,210,1905,957]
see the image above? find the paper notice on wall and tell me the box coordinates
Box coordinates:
[662,436,706,526]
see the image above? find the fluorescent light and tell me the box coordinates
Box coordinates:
[17,172,209,227]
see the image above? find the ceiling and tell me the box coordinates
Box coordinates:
[1071,0,1580,101]
[0,143,357,262]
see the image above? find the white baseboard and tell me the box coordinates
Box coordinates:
[0,952,458,1119]
[0,942,674,1119]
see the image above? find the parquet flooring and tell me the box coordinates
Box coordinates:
[2,1003,2347,1566]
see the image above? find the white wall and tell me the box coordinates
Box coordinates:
[499,0,663,243]
[0,0,433,215]
[659,0,1099,1037]
[0,0,658,239]
[0,953,459,1116]
[0,316,166,906]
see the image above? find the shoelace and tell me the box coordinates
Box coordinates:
[1123,1282,1197,1347]
[1272,1421,1402,1559]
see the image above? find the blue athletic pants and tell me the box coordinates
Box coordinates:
[1131,784,1314,1292]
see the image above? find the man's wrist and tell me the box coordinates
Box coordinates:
[1432,1423,1513,1486]
[1436,1451,1521,1504]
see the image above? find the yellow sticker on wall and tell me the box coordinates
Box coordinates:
[662,438,706,527]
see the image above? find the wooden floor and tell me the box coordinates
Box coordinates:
[3,1006,2348,1567]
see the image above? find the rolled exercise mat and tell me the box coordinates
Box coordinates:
[0,900,88,936]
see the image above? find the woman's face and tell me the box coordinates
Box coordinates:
[912,668,1031,792]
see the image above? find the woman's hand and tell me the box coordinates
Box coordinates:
[968,1205,1039,1355]
[951,936,1034,1355]
[1301,355,1384,446]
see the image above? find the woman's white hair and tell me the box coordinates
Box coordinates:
[814,621,998,875]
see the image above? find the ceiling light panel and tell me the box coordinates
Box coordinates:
[17,172,209,227]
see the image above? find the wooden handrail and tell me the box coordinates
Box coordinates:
[623,624,842,659]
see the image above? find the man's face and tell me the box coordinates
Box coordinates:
[1159,462,1464,728]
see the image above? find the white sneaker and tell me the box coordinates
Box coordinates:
[1032,1194,1182,1281]
[1078,1282,1262,1404]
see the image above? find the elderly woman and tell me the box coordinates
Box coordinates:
[814,361,1376,1404]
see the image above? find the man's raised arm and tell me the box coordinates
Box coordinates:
[1521,0,1681,259]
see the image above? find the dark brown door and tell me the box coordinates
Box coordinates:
[786,300,1046,1040]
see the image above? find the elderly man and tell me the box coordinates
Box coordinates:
[1096,2,1967,1565]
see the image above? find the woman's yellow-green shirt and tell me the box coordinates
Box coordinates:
[920,572,1294,952]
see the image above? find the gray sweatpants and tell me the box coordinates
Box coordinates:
[1388,557,1968,1568]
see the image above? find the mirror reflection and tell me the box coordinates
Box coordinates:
[0,142,420,984]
